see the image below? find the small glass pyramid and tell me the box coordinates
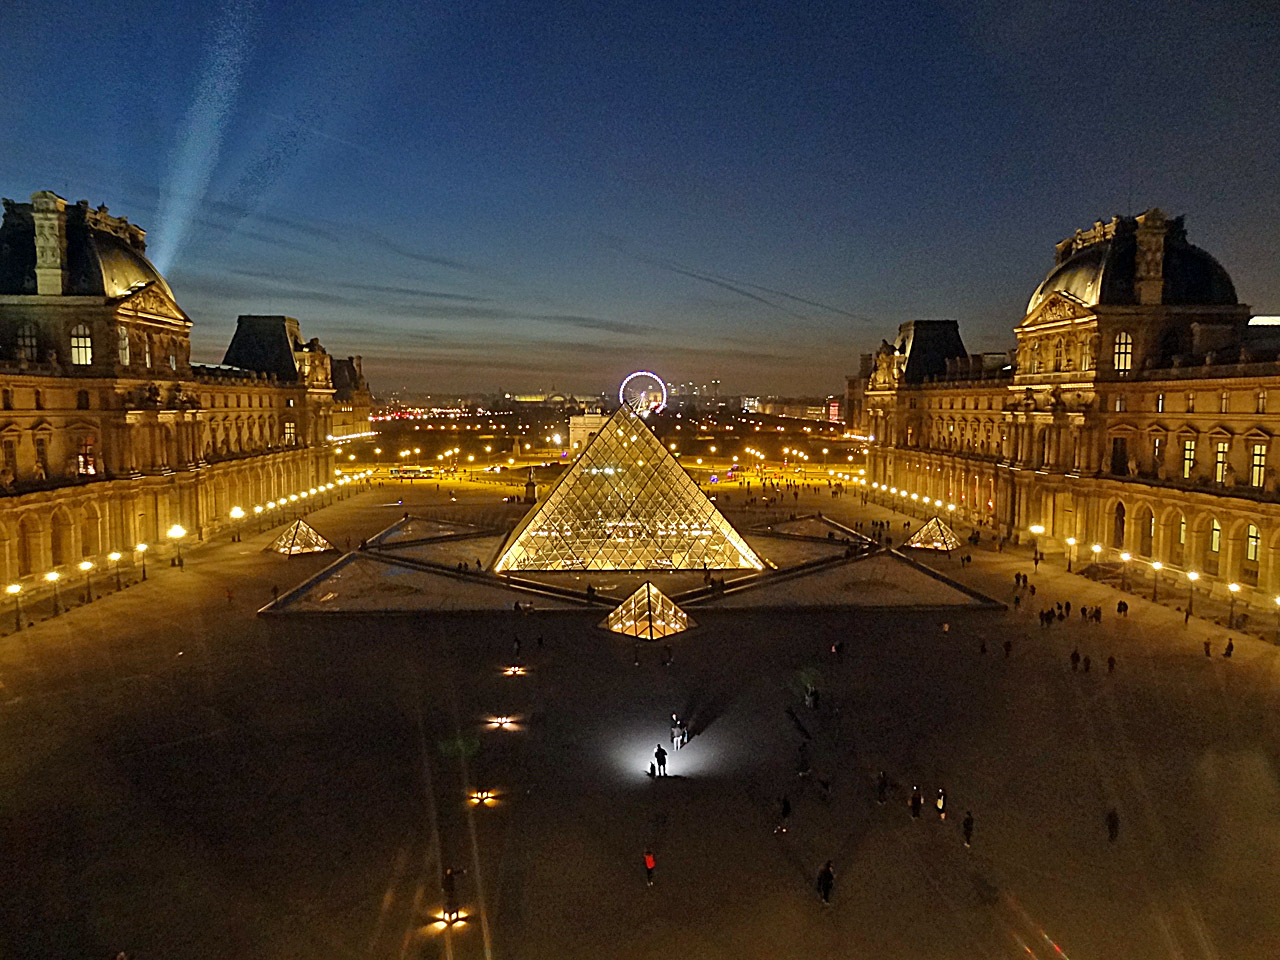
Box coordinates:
[600,581,695,640]
[903,516,962,551]
[267,518,336,555]
[493,404,763,572]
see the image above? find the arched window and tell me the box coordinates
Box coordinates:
[1247,524,1260,563]
[15,321,38,361]
[69,324,92,365]
[1112,502,1126,548]
[118,326,130,366]
[1137,506,1154,556]
[1114,331,1133,374]
[1210,519,1222,553]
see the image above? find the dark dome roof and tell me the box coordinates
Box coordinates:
[88,230,175,300]
[1027,213,1237,314]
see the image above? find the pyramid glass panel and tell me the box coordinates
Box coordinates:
[267,519,336,555]
[494,405,763,571]
[903,516,962,551]
[600,581,695,640]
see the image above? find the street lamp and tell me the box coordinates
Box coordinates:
[1227,582,1240,629]
[254,504,264,532]
[1066,537,1077,572]
[136,542,148,581]
[6,583,21,631]
[168,524,187,569]
[45,571,61,615]
[229,505,245,542]
[1273,596,1280,644]
[78,560,93,603]
[108,551,122,590]
[1187,571,1200,618]
[1120,552,1131,590]
[1151,561,1162,602]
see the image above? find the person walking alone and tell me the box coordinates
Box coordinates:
[816,860,835,904]
[962,810,974,847]
[775,795,792,834]
[877,770,888,804]
[1106,807,1120,842]
[643,849,656,886]
[654,744,668,776]
[910,785,922,819]
[935,786,947,821]
[1224,639,1234,658]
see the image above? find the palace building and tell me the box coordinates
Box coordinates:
[853,208,1280,604]
[0,189,371,582]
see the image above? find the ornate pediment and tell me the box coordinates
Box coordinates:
[112,281,190,324]
[1020,292,1094,328]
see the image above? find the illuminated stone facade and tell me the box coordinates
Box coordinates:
[0,190,365,582]
[857,209,1280,603]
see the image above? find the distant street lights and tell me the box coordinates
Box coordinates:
[1151,561,1162,602]
[1227,582,1241,629]
[1120,552,1131,590]
[6,583,21,631]
[229,505,245,542]
[79,560,93,603]
[168,524,187,569]
[1065,537,1077,572]
[45,571,61,615]
[108,551,122,590]
[1187,571,1200,617]
[136,542,148,581]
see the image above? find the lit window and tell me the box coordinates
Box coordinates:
[1182,439,1196,479]
[1114,395,1126,412]
[1113,332,1133,374]
[1186,392,1195,413]
[1220,392,1230,413]
[1210,519,1221,553]
[1215,441,1229,484]
[1258,391,1268,414]
[1179,515,1186,545]
[1053,338,1063,371]
[144,337,152,368]
[283,421,296,444]
[1252,443,1267,488]
[1247,524,1260,563]
[69,324,92,365]
[1156,393,1164,413]
[118,326,130,365]
[1153,436,1163,465]
[15,322,38,361]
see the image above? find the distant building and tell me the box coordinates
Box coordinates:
[568,413,610,452]
[330,356,373,439]
[0,189,366,580]
[861,207,1280,604]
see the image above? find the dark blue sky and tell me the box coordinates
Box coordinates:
[3,0,1277,395]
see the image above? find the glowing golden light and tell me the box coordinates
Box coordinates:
[167,524,186,540]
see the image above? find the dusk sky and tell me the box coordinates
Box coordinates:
[3,0,1277,396]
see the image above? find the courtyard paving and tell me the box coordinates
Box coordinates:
[1,477,1278,959]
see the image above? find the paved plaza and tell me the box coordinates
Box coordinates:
[3,478,1279,958]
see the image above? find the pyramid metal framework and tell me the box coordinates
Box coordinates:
[600,581,695,640]
[903,516,962,552]
[493,404,763,572]
[267,518,336,555]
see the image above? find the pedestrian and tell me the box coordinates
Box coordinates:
[1034,554,1040,572]
[1204,640,1212,657]
[671,714,683,750]
[935,786,947,820]
[1003,639,1012,659]
[1071,649,1080,671]
[910,785,922,818]
[962,810,974,847]
[663,643,673,666]
[654,744,667,776]
[1029,584,1036,597]
[633,642,640,666]
[442,866,465,916]
[1106,807,1120,842]
[537,635,544,649]
[644,849,656,886]
[271,584,280,601]
[1013,594,1021,610]
[513,636,521,656]
[1224,639,1234,658]
[1081,606,1089,621]
[775,795,792,834]
[816,860,835,904]
[1064,601,1071,617]
[877,770,888,804]
[979,639,987,654]
[1107,655,1116,674]
[1083,655,1091,673]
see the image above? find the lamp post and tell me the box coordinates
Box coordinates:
[1187,571,1199,618]
[1066,537,1077,572]
[45,571,61,616]
[1029,524,1045,561]
[1091,544,1102,574]
[136,542,148,581]
[1151,561,1162,602]
[1227,582,1240,629]
[229,506,244,542]
[1120,552,1131,590]
[6,583,21,631]
[168,524,187,569]
[254,504,263,532]
[108,551,122,590]
[78,560,93,603]
[1273,596,1280,644]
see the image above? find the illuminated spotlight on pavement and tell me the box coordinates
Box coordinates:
[502,665,527,676]
[469,790,498,807]
[486,715,520,730]
[424,910,469,932]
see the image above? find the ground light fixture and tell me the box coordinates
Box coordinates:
[469,790,498,806]
[502,665,527,676]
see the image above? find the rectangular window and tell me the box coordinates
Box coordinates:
[1210,521,1221,553]
[1252,443,1267,488]
[1248,526,1261,562]
[1220,391,1230,413]
[1156,393,1165,413]
[34,437,48,478]
[1183,439,1196,479]
[1179,516,1186,545]
[1216,441,1229,484]
[1,439,15,477]
[283,421,296,445]
[1153,436,1163,467]
[1259,391,1268,414]
[1111,437,1128,476]
[1114,396,1126,412]
[1186,392,1195,413]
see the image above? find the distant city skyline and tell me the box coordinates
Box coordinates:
[3,0,1276,394]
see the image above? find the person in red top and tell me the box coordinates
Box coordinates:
[644,849,656,886]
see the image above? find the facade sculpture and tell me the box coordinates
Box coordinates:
[851,208,1280,603]
[0,190,369,582]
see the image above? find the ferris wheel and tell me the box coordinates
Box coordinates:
[619,370,668,414]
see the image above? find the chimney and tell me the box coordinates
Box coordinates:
[30,190,67,296]
[1134,208,1167,306]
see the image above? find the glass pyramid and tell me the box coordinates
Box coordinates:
[903,516,962,551]
[267,518,336,555]
[600,581,695,640]
[493,404,763,572]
